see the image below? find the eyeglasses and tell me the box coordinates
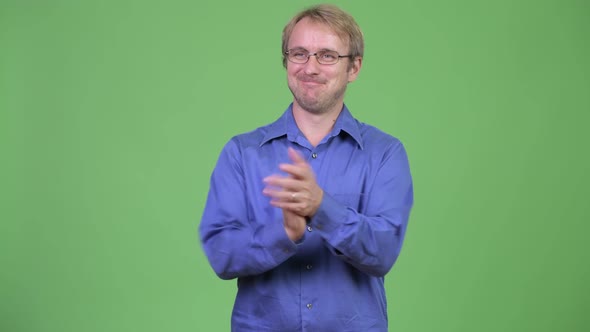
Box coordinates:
[285,49,352,65]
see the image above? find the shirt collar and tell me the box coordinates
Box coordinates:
[260,103,364,149]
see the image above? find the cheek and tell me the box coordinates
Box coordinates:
[337,71,351,84]
[286,64,300,76]
[286,70,298,83]
[287,74,297,87]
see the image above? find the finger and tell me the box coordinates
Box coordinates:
[263,176,299,191]
[269,199,306,214]
[263,174,288,187]
[278,163,308,179]
[288,147,307,165]
[263,188,300,202]
[262,187,281,197]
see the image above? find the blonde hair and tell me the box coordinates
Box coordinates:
[281,4,364,69]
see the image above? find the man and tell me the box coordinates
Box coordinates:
[199,4,413,331]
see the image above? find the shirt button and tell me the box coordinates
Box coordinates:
[311,153,317,159]
[306,303,312,309]
[307,226,312,232]
[306,264,313,270]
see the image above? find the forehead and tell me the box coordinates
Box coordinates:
[288,17,348,51]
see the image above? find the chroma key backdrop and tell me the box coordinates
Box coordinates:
[1,0,588,331]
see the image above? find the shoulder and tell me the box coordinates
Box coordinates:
[356,120,405,151]
[354,121,412,175]
[227,123,272,147]
[220,122,276,157]
[340,106,405,152]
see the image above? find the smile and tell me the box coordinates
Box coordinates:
[300,79,323,86]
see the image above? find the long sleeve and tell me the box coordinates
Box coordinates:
[198,106,414,331]
[199,139,296,280]
[311,139,413,277]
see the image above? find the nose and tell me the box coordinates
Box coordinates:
[303,55,321,75]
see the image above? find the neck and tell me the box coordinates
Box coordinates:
[292,102,343,147]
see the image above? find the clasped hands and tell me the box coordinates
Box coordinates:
[263,147,323,242]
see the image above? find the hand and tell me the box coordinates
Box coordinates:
[263,147,324,217]
[282,209,307,242]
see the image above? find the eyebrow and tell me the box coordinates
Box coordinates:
[288,47,338,53]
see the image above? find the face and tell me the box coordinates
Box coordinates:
[286,17,361,115]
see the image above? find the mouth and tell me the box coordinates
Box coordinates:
[300,79,323,86]
[298,75,324,85]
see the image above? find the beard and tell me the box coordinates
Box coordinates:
[288,75,348,115]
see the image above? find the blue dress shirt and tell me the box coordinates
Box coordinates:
[199,104,413,332]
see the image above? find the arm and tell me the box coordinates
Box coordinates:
[314,140,413,277]
[199,139,296,280]
[264,143,413,277]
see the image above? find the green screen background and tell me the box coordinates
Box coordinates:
[1,0,588,331]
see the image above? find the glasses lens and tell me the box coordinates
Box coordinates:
[287,49,342,64]
[316,50,339,64]
[288,50,309,63]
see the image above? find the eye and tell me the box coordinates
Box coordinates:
[291,50,308,59]
[320,52,338,60]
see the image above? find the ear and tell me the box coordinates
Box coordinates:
[347,56,363,82]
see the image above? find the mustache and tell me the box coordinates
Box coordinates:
[297,75,325,84]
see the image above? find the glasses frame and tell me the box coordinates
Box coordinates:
[285,49,352,65]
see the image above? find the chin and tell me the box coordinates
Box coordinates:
[299,101,329,115]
